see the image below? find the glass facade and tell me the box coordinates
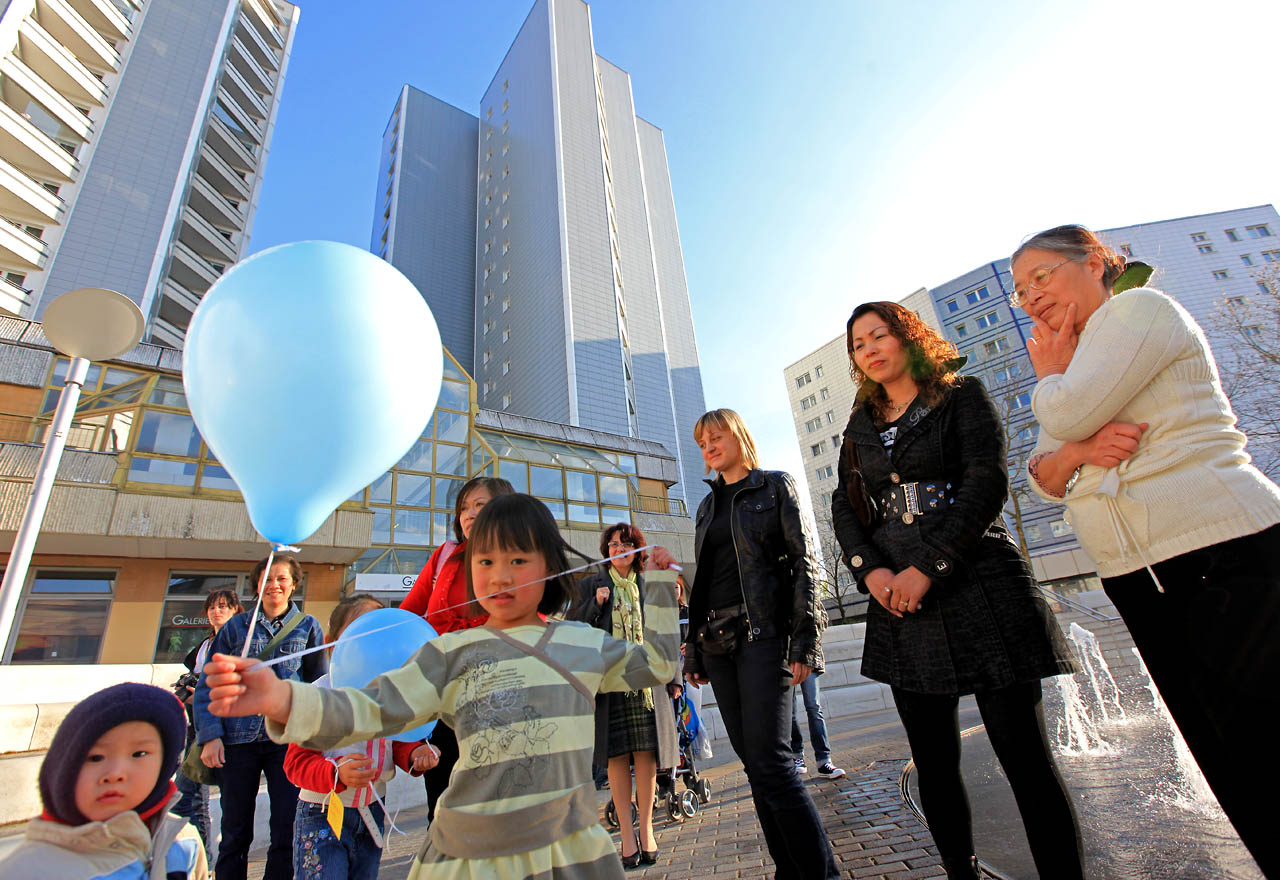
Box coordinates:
[7,570,115,664]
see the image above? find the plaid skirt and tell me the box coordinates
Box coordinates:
[605,689,658,758]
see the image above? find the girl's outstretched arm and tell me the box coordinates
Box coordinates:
[597,572,680,693]
[205,653,294,723]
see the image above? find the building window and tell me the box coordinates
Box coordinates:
[502,99,509,113]
[1119,244,1133,257]
[503,79,509,91]
[502,241,510,256]
[502,214,509,228]
[502,360,510,375]
[502,394,511,410]
[984,336,1012,356]
[1262,250,1280,264]
[1259,281,1272,295]
[825,410,835,424]
[819,387,829,400]
[502,189,509,203]
[484,216,491,229]
[1246,224,1273,239]
[484,290,492,306]
[814,465,834,482]
[1013,392,1031,409]
[796,372,811,388]
[1050,519,1072,537]
[946,300,959,313]
[502,165,509,179]
[486,107,493,119]
[800,394,817,410]
[804,417,821,433]
[1197,244,1215,254]
[502,296,510,312]
[1212,270,1229,280]
[1244,325,1262,338]
[956,323,968,338]
[484,240,491,254]
[483,349,491,365]
[965,286,990,304]
[1226,296,1245,307]
[831,435,840,448]
[502,143,509,156]
[810,443,823,457]
[1190,232,1208,243]
[993,364,1020,383]
[483,320,492,336]
[503,120,509,133]
[1225,228,1240,242]
[9,570,116,664]
[502,327,511,343]
[976,311,999,329]
[502,268,510,283]
[1242,254,1254,266]
[1025,524,1042,542]
[814,364,824,378]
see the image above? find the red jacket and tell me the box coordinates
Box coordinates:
[284,739,423,806]
[400,541,489,634]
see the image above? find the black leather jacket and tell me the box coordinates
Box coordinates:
[686,469,826,674]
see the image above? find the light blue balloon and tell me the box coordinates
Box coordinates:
[330,608,439,742]
[182,241,442,546]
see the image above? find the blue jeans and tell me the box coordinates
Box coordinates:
[293,799,385,880]
[703,636,839,880]
[790,674,831,764]
[172,769,210,857]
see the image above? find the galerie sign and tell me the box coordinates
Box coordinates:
[355,573,417,592]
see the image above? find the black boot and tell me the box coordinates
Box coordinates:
[941,855,980,879]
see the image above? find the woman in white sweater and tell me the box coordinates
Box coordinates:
[1011,224,1280,877]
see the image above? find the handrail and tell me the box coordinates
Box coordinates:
[1036,585,1120,622]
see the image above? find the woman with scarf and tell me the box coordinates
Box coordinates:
[573,523,681,868]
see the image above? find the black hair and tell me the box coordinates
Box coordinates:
[452,475,516,541]
[465,493,591,617]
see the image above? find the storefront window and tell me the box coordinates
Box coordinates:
[8,570,115,664]
[154,573,239,663]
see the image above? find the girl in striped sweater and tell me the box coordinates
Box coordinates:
[205,493,680,880]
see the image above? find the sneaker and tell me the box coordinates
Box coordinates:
[794,757,808,775]
[816,762,846,779]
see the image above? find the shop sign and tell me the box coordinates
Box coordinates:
[355,573,417,592]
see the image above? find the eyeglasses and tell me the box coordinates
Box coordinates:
[208,603,236,611]
[262,576,293,585]
[607,541,635,551]
[1009,257,1076,308]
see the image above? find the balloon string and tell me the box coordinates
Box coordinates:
[252,544,679,670]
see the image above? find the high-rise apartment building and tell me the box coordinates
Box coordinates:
[0,0,298,347]
[786,204,1280,591]
[375,0,708,510]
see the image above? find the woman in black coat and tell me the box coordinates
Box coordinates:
[832,301,1081,880]
[572,522,681,867]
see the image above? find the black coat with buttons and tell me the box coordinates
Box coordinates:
[832,376,1075,695]
[686,469,827,676]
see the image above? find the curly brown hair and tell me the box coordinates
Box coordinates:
[845,301,960,426]
[600,522,646,574]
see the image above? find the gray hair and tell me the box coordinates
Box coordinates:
[1011,224,1128,289]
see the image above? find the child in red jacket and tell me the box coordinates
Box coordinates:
[285,595,438,880]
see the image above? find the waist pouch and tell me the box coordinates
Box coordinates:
[697,605,748,656]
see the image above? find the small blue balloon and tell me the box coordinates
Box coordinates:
[330,608,438,742]
[182,241,443,546]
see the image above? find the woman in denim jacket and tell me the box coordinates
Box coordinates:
[194,555,326,880]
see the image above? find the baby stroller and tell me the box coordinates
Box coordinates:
[606,693,712,826]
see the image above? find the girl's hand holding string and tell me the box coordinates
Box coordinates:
[409,743,441,772]
[335,754,379,788]
[204,653,294,724]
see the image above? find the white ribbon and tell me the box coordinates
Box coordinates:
[1096,468,1165,593]
[254,543,674,670]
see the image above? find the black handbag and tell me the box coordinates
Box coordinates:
[839,431,876,528]
[696,606,748,656]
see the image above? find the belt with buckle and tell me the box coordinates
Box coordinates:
[707,603,746,620]
[878,481,953,524]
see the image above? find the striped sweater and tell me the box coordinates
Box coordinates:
[267,573,679,867]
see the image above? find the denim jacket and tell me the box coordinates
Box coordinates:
[193,603,326,745]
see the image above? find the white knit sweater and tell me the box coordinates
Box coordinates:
[1029,287,1280,578]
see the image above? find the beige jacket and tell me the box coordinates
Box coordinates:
[1,796,208,880]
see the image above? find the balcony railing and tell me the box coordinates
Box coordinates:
[205,112,257,172]
[37,0,121,74]
[630,491,688,518]
[1,55,93,142]
[215,88,263,144]
[235,11,280,72]
[0,155,65,223]
[229,35,273,96]
[0,275,32,315]
[0,217,50,270]
[180,206,237,262]
[19,15,109,107]
[222,64,268,120]
[0,99,78,183]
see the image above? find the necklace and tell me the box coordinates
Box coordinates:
[885,395,915,417]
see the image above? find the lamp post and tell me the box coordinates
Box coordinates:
[0,289,144,662]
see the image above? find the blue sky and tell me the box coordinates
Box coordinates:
[249,0,1280,500]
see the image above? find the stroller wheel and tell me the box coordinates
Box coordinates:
[666,796,683,822]
[680,790,698,817]
[696,779,711,804]
[604,800,618,829]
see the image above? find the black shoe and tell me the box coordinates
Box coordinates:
[941,855,980,879]
[640,847,658,865]
[621,837,641,870]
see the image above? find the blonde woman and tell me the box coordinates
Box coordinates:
[652,409,838,879]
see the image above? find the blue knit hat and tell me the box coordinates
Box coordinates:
[38,682,187,825]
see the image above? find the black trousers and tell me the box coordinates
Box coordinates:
[216,739,298,880]
[424,721,460,822]
[1102,523,1280,878]
[703,637,840,880]
[892,681,1083,879]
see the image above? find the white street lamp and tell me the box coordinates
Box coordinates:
[0,289,144,662]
